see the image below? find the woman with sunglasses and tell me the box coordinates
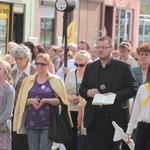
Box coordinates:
[13,53,71,150]
[64,50,91,150]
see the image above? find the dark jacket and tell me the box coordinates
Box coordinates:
[79,58,137,130]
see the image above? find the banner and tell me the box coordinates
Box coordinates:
[67,21,75,43]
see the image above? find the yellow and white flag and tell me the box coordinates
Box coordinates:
[67,21,75,43]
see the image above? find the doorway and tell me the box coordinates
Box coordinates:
[13,13,24,43]
[105,6,113,37]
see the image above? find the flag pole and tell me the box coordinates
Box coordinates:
[63,11,68,70]
[55,0,75,79]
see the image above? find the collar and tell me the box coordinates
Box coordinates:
[92,58,99,61]
[11,62,31,76]
[126,55,132,62]
[99,57,112,68]
[53,56,60,63]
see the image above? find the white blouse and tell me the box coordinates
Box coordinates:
[65,69,82,111]
[126,84,150,134]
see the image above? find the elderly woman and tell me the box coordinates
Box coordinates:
[10,44,36,150]
[13,53,72,150]
[132,42,150,88]
[64,50,91,150]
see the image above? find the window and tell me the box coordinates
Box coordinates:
[40,18,54,51]
[115,9,132,50]
[139,15,150,44]
[40,5,55,51]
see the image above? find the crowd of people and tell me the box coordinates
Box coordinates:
[0,36,150,150]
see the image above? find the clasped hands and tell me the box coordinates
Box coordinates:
[69,95,80,104]
[31,98,47,110]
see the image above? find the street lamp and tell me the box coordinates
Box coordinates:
[55,0,75,12]
[55,0,75,78]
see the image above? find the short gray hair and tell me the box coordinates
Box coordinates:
[67,42,77,48]
[10,44,31,61]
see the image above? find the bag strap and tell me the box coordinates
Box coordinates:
[57,97,63,105]
[75,69,79,96]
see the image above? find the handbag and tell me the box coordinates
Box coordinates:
[0,123,8,132]
[48,98,73,143]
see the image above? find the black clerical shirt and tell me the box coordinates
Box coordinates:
[98,58,112,94]
[96,58,113,116]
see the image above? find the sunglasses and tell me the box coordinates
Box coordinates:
[35,62,48,66]
[74,62,87,67]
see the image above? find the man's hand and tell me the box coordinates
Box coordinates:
[87,89,100,98]
[103,92,114,96]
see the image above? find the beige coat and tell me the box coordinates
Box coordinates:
[13,72,72,134]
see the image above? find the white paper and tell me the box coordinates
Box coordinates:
[92,93,116,105]
[112,121,135,150]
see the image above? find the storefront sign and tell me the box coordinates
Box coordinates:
[0,4,10,55]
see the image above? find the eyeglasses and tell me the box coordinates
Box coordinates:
[96,46,112,50]
[35,62,48,66]
[74,62,87,67]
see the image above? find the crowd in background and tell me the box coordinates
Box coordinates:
[0,36,150,150]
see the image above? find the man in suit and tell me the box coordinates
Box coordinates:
[79,36,137,150]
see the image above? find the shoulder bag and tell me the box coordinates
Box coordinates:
[48,98,73,143]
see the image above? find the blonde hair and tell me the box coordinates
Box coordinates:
[0,60,13,84]
[35,53,52,64]
[74,50,91,62]
[3,54,15,66]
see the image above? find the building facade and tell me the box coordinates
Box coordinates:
[77,0,140,50]
[0,0,36,55]
[0,0,140,55]
[139,0,150,44]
